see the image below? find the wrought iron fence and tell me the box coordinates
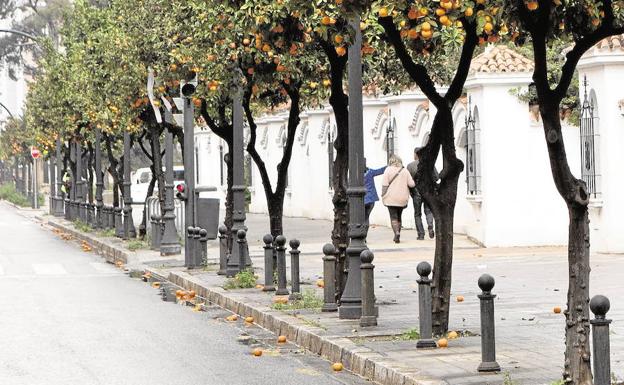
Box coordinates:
[145,196,184,239]
[327,128,334,189]
[580,76,600,198]
[385,115,396,163]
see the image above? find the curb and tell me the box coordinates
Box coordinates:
[40,216,130,265]
[147,269,445,385]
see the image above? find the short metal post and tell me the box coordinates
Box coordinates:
[217,225,228,275]
[123,206,132,240]
[262,234,275,291]
[360,250,377,327]
[322,244,338,312]
[199,229,208,265]
[225,228,241,277]
[288,239,301,300]
[590,295,612,385]
[477,274,501,372]
[114,207,124,237]
[275,235,289,296]
[150,215,160,250]
[186,227,195,266]
[416,261,437,348]
[236,229,248,273]
[193,226,202,265]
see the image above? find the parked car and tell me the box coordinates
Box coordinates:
[130,165,185,203]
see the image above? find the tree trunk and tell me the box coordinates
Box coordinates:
[149,124,165,212]
[329,96,349,301]
[416,108,463,336]
[540,104,592,384]
[268,194,285,238]
[87,143,94,204]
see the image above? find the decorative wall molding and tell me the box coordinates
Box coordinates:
[371,108,389,139]
[318,118,331,143]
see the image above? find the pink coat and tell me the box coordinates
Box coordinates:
[381,165,415,208]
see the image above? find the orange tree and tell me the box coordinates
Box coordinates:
[334,0,508,334]
[504,1,623,383]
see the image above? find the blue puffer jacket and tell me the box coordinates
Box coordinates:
[364,166,386,205]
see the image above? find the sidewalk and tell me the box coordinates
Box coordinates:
[28,206,624,385]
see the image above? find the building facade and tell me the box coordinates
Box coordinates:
[196,42,624,253]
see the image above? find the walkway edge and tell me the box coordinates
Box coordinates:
[147,268,447,385]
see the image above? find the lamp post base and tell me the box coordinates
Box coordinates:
[416,339,438,349]
[477,361,501,373]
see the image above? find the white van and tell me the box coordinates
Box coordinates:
[131,166,185,203]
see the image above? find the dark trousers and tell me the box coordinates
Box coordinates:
[413,193,434,237]
[365,203,375,226]
[388,206,404,236]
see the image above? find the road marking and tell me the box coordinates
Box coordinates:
[32,263,68,275]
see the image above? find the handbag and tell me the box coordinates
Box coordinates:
[381,167,404,197]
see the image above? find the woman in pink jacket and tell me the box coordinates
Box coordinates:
[381,155,415,243]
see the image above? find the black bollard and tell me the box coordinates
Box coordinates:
[193,227,202,265]
[416,261,437,349]
[199,229,208,266]
[107,206,115,229]
[114,207,124,238]
[187,227,195,267]
[360,250,377,327]
[150,215,161,250]
[477,274,501,372]
[236,229,248,274]
[64,197,70,220]
[590,295,612,385]
[289,239,301,300]
[262,234,275,292]
[275,235,289,296]
[217,225,228,276]
[321,244,338,312]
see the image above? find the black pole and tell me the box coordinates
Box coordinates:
[226,88,249,275]
[122,130,136,238]
[183,95,196,267]
[161,120,181,255]
[340,14,367,320]
[55,137,65,216]
[95,128,104,228]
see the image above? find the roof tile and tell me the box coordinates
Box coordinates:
[470,45,534,74]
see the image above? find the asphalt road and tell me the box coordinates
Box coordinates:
[0,204,369,385]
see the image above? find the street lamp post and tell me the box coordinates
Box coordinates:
[339,15,367,320]
[161,111,181,255]
[122,130,136,239]
[94,128,104,228]
[226,88,249,277]
[182,86,197,267]
[54,137,64,217]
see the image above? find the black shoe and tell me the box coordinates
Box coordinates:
[393,234,400,243]
[417,234,425,240]
[428,229,435,239]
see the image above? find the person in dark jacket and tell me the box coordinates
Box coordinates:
[407,147,438,240]
[363,163,386,226]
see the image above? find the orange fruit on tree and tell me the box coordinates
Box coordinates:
[421,29,433,39]
[441,0,453,9]
[252,348,263,357]
[170,64,178,71]
[322,79,331,87]
[421,21,432,31]
[419,7,428,16]
[277,335,287,343]
[437,338,448,348]
[527,1,539,10]
[408,8,419,19]
[435,8,446,16]
[379,7,389,17]
[484,22,493,33]
[334,34,344,44]
[439,15,450,26]
[335,46,347,56]
[332,362,343,371]
[408,29,419,39]
[193,98,201,107]
[465,7,474,17]
[321,15,332,25]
